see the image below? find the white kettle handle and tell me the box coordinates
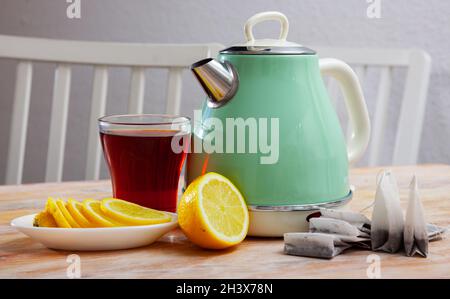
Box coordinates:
[244,11,289,42]
[319,58,371,165]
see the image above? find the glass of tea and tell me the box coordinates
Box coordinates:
[98,114,190,213]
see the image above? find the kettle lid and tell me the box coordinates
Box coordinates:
[220,11,316,55]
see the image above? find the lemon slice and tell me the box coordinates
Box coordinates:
[46,197,71,228]
[178,172,249,249]
[67,198,92,228]
[82,199,123,227]
[56,199,81,228]
[33,211,57,227]
[101,198,172,225]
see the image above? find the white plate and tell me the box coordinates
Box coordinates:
[11,213,178,251]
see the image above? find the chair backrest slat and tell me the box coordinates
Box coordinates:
[45,64,72,182]
[368,67,392,166]
[5,61,33,184]
[165,67,184,115]
[315,47,411,67]
[0,35,223,67]
[393,50,431,165]
[127,67,146,114]
[85,66,109,180]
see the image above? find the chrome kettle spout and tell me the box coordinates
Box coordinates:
[191,58,239,108]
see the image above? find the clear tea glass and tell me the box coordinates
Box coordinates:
[98,114,190,212]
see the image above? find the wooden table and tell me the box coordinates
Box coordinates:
[0,165,449,279]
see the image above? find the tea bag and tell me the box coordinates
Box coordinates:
[427,223,447,241]
[404,176,429,257]
[319,208,371,234]
[310,217,370,238]
[284,233,370,259]
[284,209,371,259]
[371,171,404,253]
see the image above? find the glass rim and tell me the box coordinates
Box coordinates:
[98,113,191,126]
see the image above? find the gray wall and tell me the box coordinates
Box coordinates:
[0,0,449,183]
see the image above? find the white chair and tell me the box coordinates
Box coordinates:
[315,47,431,166]
[0,35,223,184]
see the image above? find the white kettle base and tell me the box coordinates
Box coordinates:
[247,191,352,237]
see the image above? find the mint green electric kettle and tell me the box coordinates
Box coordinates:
[188,11,370,236]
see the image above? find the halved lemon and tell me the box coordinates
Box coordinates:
[177,172,249,249]
[56,199,81,228]
[82,199,124,227]
[101,198,172,225]
[67,198,92,228]
[46,197,71,228]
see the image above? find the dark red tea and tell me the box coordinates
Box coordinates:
[100,129,189,212]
